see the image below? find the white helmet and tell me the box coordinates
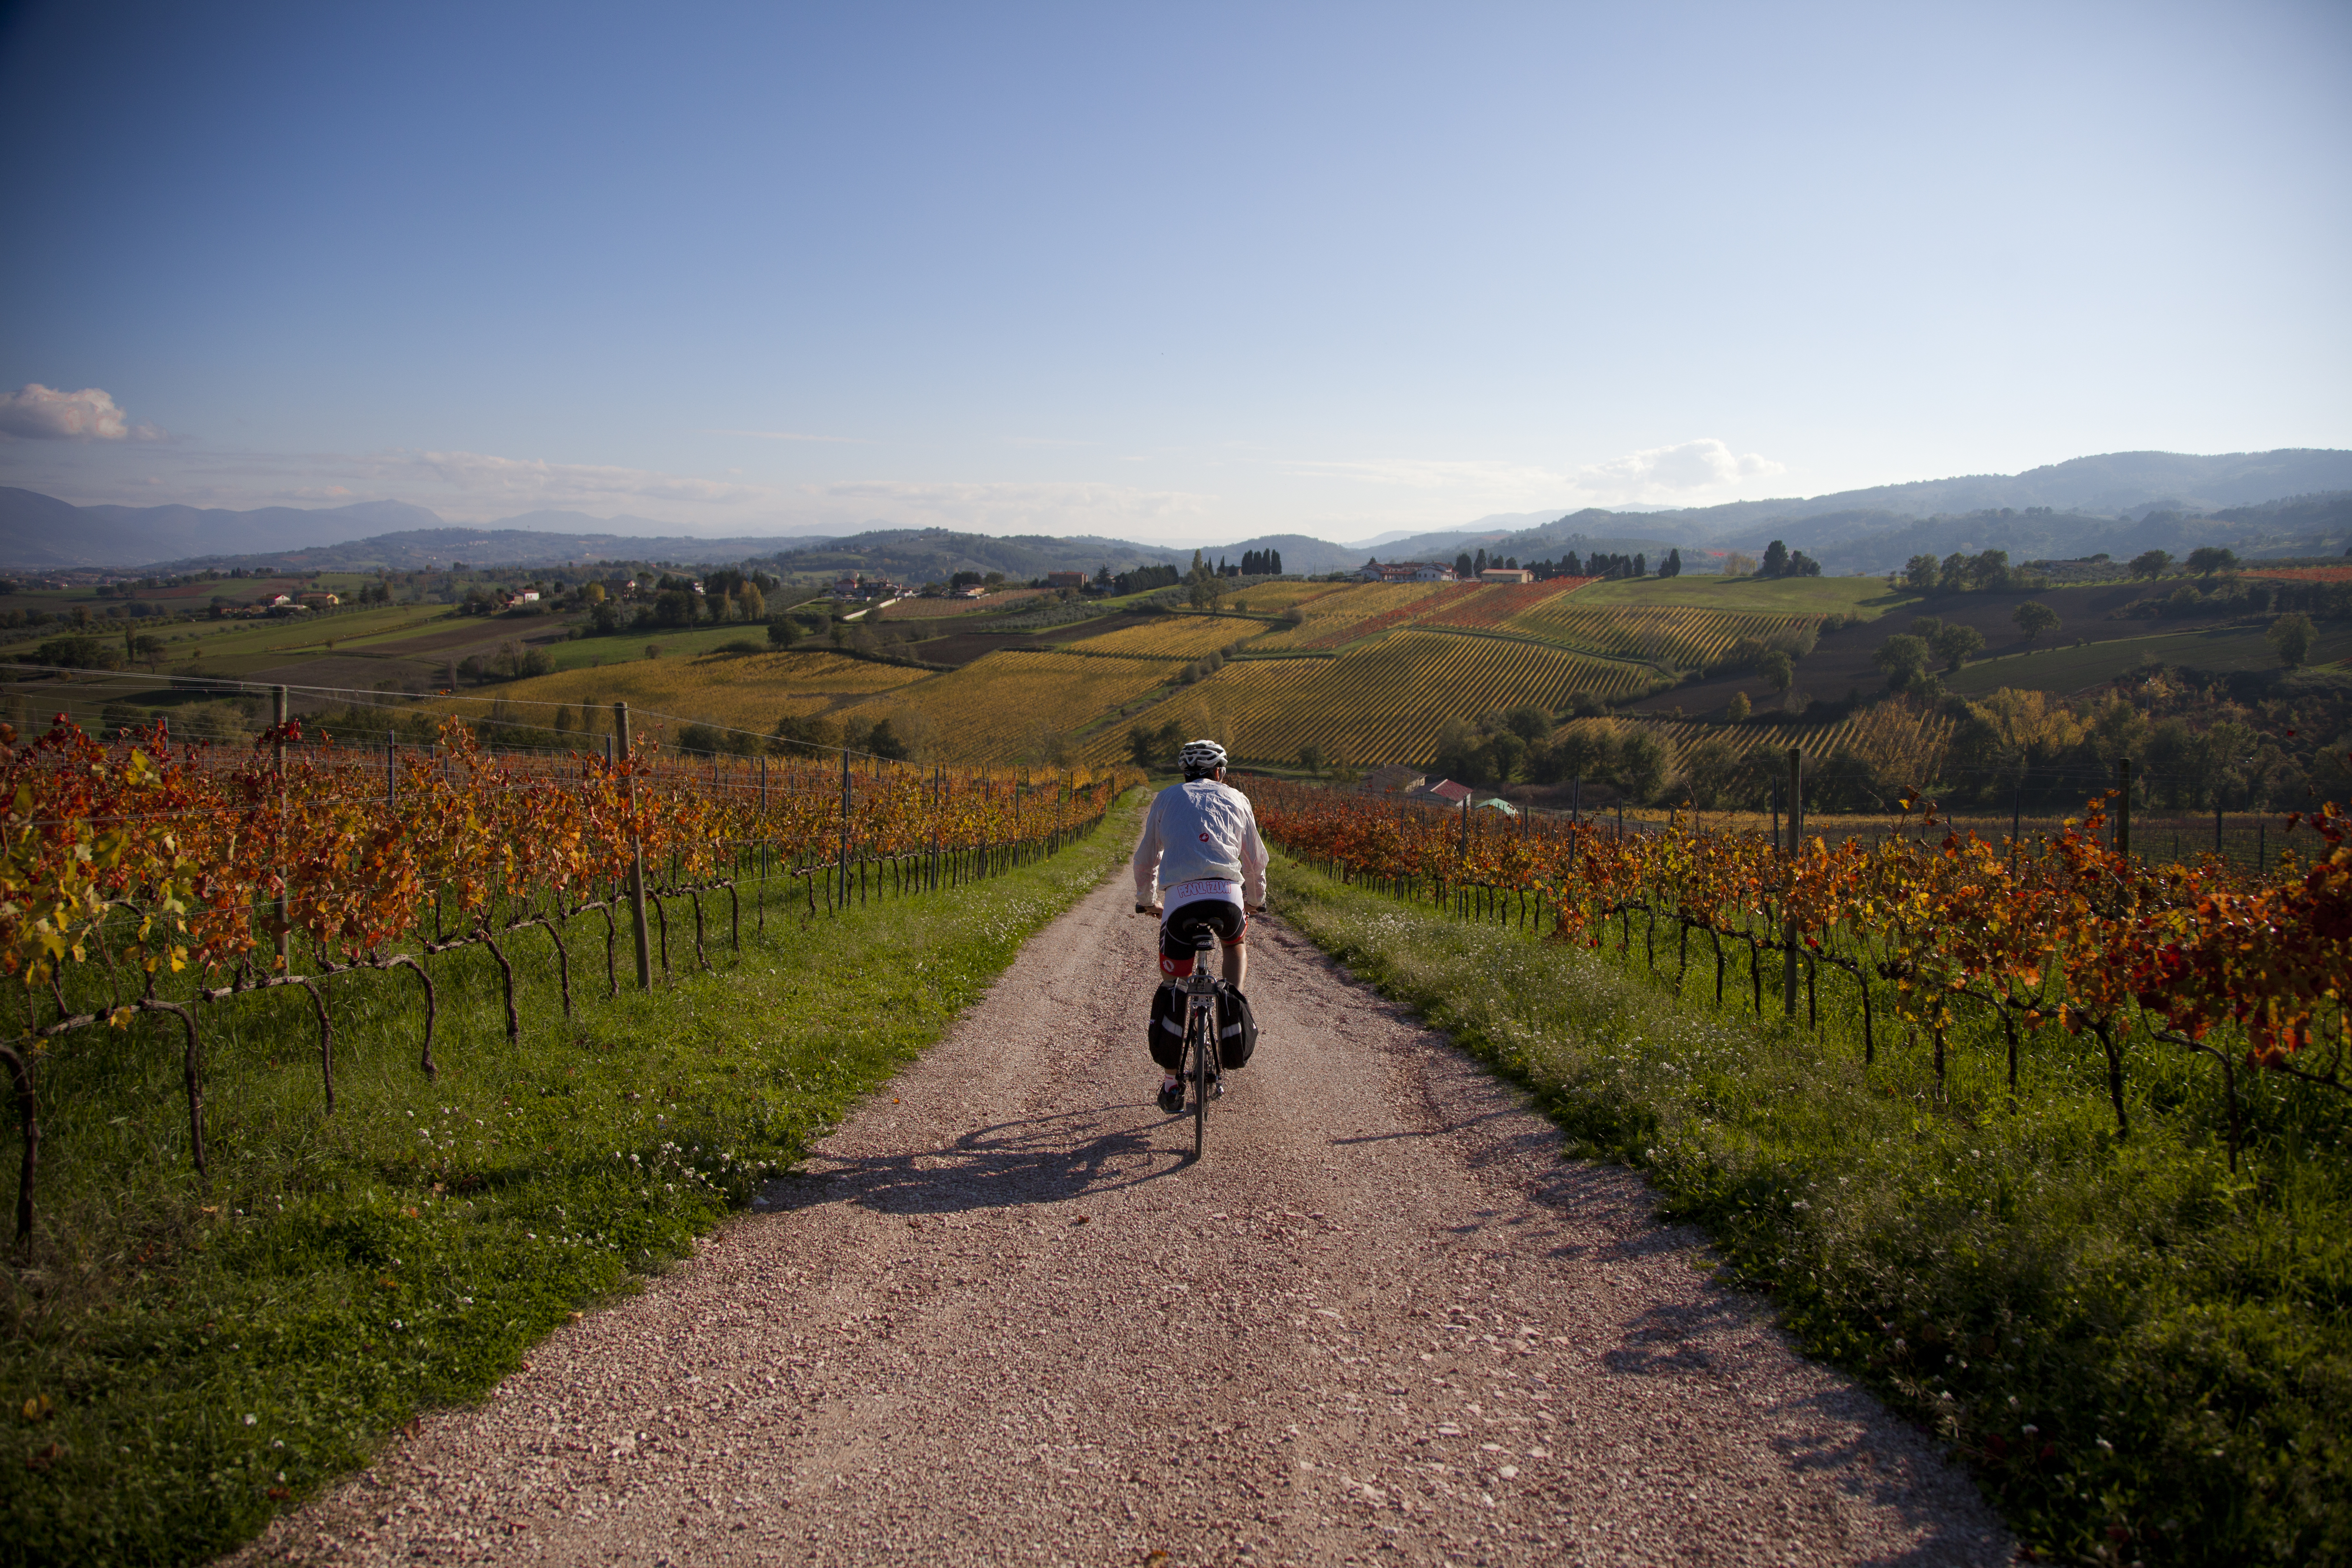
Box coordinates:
[1177,738,1228,779]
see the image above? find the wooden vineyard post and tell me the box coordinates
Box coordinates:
[616,702,652,989]
[1783,746,1802,1018]
[386,727,397,809]
[2115,756,2132,859]
[839,748,852,912]
[273,685,290,972]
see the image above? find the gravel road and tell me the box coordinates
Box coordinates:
[233,871,2012,1567]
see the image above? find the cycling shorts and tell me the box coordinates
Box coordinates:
[1160,896,1246,977]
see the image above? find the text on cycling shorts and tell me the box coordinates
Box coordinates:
[1158,877,1246,978]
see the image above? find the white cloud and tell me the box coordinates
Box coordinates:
[0,384,165,441]
[1569,438,1783,501]
[1272,440,1785,520]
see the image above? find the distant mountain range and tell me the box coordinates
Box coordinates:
[1354,449,2352,565]
[0,491,838,571]
[5,447,2349,578]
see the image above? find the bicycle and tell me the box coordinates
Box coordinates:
[1174,923,1225,1161]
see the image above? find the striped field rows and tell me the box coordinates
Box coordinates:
[1079,630,1648,768]
[1061,614,1259,660]
[1609,710,1958,779]
[1413,577,1593,627]
[1503,601,1821,669]
[847,649,1181,763]
[1244,582,1461,650]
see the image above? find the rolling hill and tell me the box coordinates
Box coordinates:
[8,447,2349,582]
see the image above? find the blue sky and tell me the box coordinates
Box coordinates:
[1,1,2345,543]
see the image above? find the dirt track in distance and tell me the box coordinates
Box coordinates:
[232,872,2011,1567]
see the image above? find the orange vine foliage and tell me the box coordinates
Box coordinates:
[1248,772,2351,1083]
[0,713,1137,1010]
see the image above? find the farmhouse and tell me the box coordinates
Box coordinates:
[1478,567,1534,583]
[1356,561,1457,583]
[1044,571,1086,588]
[1356,765,1427,795]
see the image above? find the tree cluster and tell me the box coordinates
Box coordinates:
[2130,547,2243,580]
[1451,547,1527,578]
[1897,548,2036,596]
[1238,548,1284,575]
[1114,563,1182,596]
[2120,574,2351,625]
[1939,674,2352,812]
[1427,706,1680,802]
[1759,540,1823,579]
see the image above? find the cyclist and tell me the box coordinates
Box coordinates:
[1132,738,1268,1114]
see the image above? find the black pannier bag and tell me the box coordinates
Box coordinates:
[1147,981,1187,1070]
[1215,981,1259,1069]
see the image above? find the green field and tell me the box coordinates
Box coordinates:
[1943,622,2352,696]
[1570,574,1914,617]
[539,620,782,673]
[0,800,1138,1564]
[1,600,450,671]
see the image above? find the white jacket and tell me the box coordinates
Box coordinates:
[1132,779,1269,907]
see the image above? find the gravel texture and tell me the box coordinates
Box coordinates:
[230,873,2012,1566]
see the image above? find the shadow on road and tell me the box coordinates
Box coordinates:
[770,1105,1194,1215]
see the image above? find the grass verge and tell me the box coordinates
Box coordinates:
[0,800,1138,1566]
[1266,851,2350,1566]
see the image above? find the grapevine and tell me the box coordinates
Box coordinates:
[1248,768,2351,1164]
[0,712,1139,1253]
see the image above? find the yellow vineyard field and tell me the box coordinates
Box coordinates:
[1063,614,1260,660]
[1223,581,1347,616]
[870,589,1050,619]
[1504,601,1819,669]
[846,648,1181,763]
[492,649,928,735]
[1079,630,1644,768]
[1594,709,1957,780]
[1246,581,1457,650]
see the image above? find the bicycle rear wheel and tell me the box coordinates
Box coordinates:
[1190,1001,1209,1161]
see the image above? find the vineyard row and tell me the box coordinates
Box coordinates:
[1245,774,2351,1168]
[0,710,1140,1253]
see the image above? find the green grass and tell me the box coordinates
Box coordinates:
[537,620,771,671]
[2,601,448,674]
[0,803,1139,1566]
[1571,575,1914,617]
[1266,852,2352,1566]
[2167,621,2352,674]
[1943,622,2352,696]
